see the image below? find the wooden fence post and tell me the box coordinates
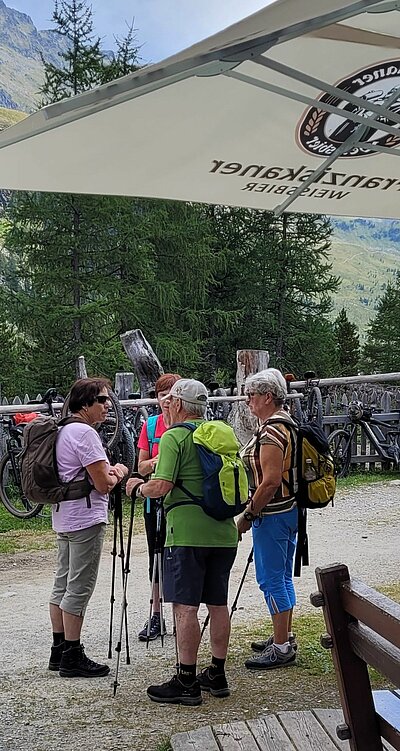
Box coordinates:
[229,349,269,445]
[77,355,88,379]
[120,329,164,397]
[114,372,135,399]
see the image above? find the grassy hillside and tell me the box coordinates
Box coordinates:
[329,219,400,341]
[0,105,26,129]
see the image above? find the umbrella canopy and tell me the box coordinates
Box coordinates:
[1,0,400,218]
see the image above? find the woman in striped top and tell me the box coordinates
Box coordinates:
[238,368,298,670]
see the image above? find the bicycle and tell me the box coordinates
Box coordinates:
[0,388,59,519]
[123,392,160,472]
[207,383,232,422]
[286,371,323,427]
[328,401,400,478]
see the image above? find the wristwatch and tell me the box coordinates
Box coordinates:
[243,510,256,522]
[135,483,145,498]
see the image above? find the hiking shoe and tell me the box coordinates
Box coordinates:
[48,641,65,671]
[251,633,297,653]
[245,643,296,670]
[138,613,166,642]
[147,674,202,706]
[197,667,230,698]
[59,644,110,678]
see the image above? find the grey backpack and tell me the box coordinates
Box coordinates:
[20,416,93,505]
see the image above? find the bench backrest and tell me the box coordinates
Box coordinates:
[312,563,400,751]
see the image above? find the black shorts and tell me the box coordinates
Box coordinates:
[144,499,166,582]
[163,546,237,606]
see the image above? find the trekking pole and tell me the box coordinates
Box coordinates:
[146,499,166,648]
[199,546,254,641]
[157,527,165,648]
[113,492,136,697]
[229,546,253,619]
[108,491,119,659]
[173,610,179,675]
[115,482,131,663]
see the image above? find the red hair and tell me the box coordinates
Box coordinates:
[155,373,181,395]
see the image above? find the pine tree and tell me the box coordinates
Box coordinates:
[2,0,146,392]
[40,0,104,103]
[362,276,400,373]
[203,208,340,380]
[333,308,360,376]
[1,1,229,391]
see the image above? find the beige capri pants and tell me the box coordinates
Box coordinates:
[49,523,106,617]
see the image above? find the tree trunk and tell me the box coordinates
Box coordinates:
[120,329,164,397]
[275,214,288,366]
[72,201,82,374]
[76,355,87,378]
[229,349,270,445]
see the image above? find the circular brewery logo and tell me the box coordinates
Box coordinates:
[297,60,400,158]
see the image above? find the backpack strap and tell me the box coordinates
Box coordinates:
[143,414,160,513]
[164,422,202,514]
[264,418,309,576]
[169,422,197,432]
[57,415,94,508]
[256,417,298,498]
[146,414,160,455]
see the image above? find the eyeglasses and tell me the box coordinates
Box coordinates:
[94,395,111,404]
[244,391,258,398]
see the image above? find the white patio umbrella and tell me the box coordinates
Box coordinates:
[1,0,400,218]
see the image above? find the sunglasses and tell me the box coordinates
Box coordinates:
[94,395,111,404]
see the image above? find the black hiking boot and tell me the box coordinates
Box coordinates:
[138,613,165,642]
[251,633,298,653]
[147,674,202,706]
[59,644,110,678]
[197,667,230,698]
[48,641,65,671]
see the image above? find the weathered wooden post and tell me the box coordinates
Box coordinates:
[229,349,269,445]
[120,329,164,397]
[77,355,88,379]
[114,372,135,399]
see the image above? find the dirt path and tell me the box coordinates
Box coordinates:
[1,481,399,751]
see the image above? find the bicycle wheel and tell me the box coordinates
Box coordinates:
[134,406,149,437]
[290,390,304,425]
[0,450,43,519]
[328,430,352,478]
[119,425,135,478]
[61,389,123,452]
[307,387,323,427]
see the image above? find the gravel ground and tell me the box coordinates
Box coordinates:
[0,480,399,751]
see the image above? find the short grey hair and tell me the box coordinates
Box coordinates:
[181,399,207,418]
[245,368,287,405]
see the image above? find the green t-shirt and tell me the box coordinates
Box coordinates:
[154,420,238,548]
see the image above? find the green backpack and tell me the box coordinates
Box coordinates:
[171,421,249,520]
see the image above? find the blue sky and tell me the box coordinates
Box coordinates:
[9,0,271,63]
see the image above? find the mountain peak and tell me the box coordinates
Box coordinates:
[0,1,66,112]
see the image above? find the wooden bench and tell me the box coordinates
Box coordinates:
[312,563,400,751]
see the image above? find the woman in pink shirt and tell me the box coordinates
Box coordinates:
[49,377,128,678]
[136,372,181,641]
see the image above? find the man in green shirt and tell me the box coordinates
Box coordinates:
[127,378,237,706]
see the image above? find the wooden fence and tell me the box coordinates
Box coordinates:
[1,383,400,473]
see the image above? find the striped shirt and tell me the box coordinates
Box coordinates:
[240,410,297,514]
